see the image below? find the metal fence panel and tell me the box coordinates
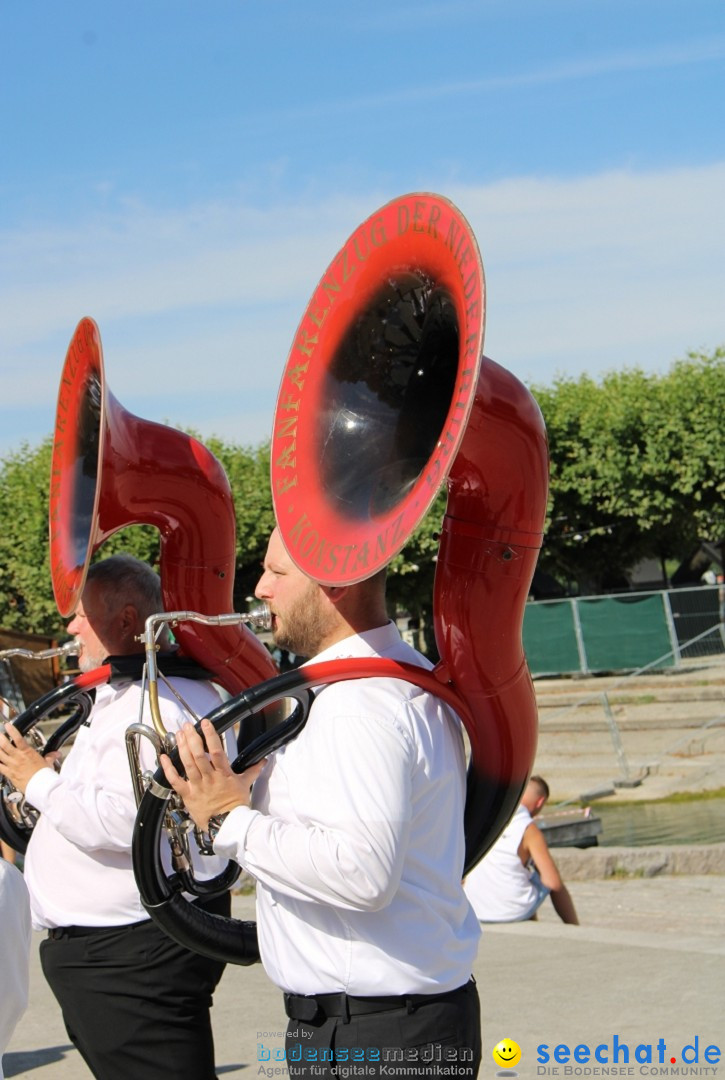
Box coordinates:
[523,585,723,676]
[668,588,724,657]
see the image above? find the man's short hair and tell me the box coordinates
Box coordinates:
[86,554,163,622]
[528,774,550,801]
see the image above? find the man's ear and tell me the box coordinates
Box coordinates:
[322,584,349,607]
[118,603,140,635]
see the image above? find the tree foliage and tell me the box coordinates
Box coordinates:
[201,435,276,607]
[1,349,722,637]
[0,439,56,634]
[531,349,725,592]
[0,437,161,636]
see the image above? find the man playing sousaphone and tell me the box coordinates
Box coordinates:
[162,527,482,1078]
[0,554,232,1080]
[158,190,549,1078]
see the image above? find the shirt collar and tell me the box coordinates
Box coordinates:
[306,620,401,666]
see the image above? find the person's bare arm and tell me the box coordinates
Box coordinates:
[1,839,16,863]
[522,823,579,925]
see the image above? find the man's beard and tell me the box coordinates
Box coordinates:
[77,644,107,673]
[273,586,329,660]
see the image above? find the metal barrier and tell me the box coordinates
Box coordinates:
[523,584,724,676]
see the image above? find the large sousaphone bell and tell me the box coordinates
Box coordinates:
[132,192,549,964]
[49,317,276,690]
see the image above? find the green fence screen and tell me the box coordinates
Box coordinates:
[523,593,676,675]
[578,594,674,672]
[522,601,580,675]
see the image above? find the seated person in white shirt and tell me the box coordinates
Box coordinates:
[162,526,482,1079]
[464,775,579,925]
[0,858,31,1080]
[0,555,231,1080]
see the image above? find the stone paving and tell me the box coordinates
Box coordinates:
[6,874,725,1080]
[531,657,725,802]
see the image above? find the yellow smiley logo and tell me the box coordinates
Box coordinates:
[492,1038,522,1070]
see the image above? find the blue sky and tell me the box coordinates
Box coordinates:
[1,0,723,457]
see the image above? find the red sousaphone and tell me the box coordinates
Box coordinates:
[49,317,276,690]
[269,191,549,864]
[132,192,549,964]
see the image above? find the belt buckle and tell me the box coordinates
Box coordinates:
[285,993,322,1023]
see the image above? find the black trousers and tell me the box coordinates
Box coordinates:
[40,893,230,1080]
[283,979,481,1079]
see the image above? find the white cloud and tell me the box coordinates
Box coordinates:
[448,164,725,379]
[1,163,723,457]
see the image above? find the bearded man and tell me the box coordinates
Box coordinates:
[163,528,482,1079]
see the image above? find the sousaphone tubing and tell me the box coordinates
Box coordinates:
[49,317,276,690]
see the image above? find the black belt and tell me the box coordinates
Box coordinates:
[284,980,472,1024]
[46,892,231,940]
[47,917,150,940]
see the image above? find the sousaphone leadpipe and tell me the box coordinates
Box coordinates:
[122,605,274,905]
[133,606,273,744]
[0,640,78,662]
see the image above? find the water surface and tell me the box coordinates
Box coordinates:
[595,798,725,846]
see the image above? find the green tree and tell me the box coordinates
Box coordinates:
[201,436,276,607]
[532,348,725,592]
[385,488,448,654]
[0,439,57,634]
[0,442,171,635]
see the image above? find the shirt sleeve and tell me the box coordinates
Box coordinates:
[24,753,138,853]
[24,681,226,855]
[213,701,416,912]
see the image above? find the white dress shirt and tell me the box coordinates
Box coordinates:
[214,621,480,996]
[0,860,31,1080]
[24,676,227,930]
